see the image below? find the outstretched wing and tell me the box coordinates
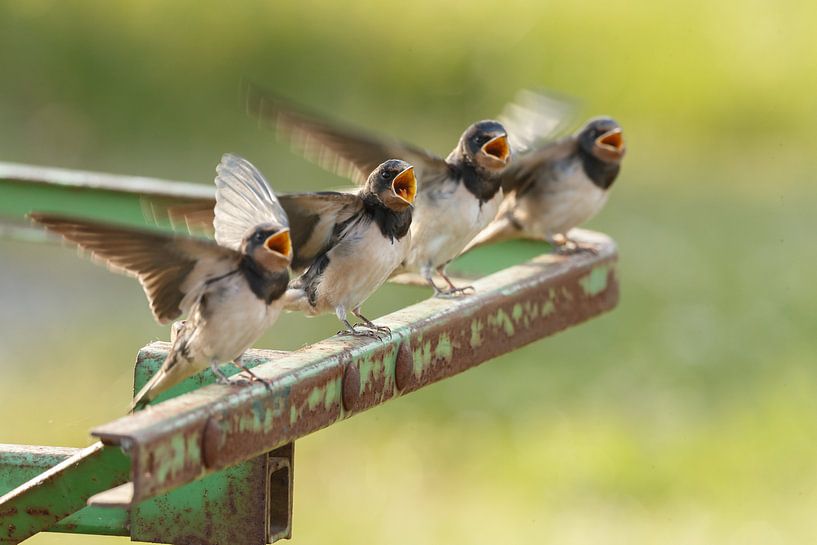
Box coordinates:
[499,136,578,194]
[214,153,289,251]
[246,83,451,187]
[277,192,362,271]
[30,213,239,324]
[499,88,579,154]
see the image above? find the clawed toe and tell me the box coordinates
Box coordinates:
[434,285,475,299]
[337,323,391,340]
[555,242,597,256]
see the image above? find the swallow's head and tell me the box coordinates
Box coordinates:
[461,120,511,172]
[578,117,626,163]
[367,159,417,211]
[243,224,292,271]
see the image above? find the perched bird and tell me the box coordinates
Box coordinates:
[282,159,416,336]
[246,88,511,296]
[30,153,293,411]
[465,116,625,253]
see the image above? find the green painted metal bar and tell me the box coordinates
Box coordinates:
[0,442,130,544]
[130,346,293,545]
[90,231,618,504]
[0,445,129,537]
[0,161,214,240]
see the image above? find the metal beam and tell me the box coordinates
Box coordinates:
[0,443,130,544]
[0,445,129,537]
[0,161,213,240]
[92,230,618,503]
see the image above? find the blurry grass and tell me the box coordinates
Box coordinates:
[1,0,816,543]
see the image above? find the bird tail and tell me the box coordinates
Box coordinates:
[129,321,190,413]
[129,366,169,413]
[461,216,519,255]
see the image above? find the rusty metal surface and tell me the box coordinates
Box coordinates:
[130,347,293,545]
[92,230,618,504]
[0,443,130,544]
[0,445,129,537]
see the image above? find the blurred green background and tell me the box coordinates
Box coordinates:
[1,0,815,543]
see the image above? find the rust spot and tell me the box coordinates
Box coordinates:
[394,341,413,392]
[24,507,51,517]
[341,363,360,412]
[0,507,17,517]
[202,413,225,470]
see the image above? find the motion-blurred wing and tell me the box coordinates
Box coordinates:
[277,192,362,271]
[144,188,363,272]
[246,84,451,187]
[30,213,239,324]
[500,136,578,194]
[214,153,289,251]
[499,89,579,154]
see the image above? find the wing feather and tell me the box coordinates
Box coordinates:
[245,84,450,187]
[499,89,579,154]
[213,153,289,251]
[30,213,239,324]
[276,192,362,271]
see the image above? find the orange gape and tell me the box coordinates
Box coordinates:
[392,168,417,203]
[483,134,510,161]
[265,230,293,257]
[599,130,624,149]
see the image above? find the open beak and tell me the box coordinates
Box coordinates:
[481,134,510,164]
[596,128,625,153]
[265,228,292,259]
[392,167,417,205]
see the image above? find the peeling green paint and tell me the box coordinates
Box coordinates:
[358,355,375,393]
[307,386,324,411]
[156,433,200,485]
[324,377,340,410]
[512,303,523,322]
[580,265,610,296]
[289,406,298,426]
[541,300,555,316]
[470,319,484,348]
[488,308,515,336]
[434,333,453,362]
[412,339,432,378]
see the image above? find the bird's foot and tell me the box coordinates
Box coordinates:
[352,312,392,339]
[433,285,475,299]
[554,240,598,255]
[234,360,273,389]
[357,322,392,339]
[210,363,232,385]
[336,326,387,339]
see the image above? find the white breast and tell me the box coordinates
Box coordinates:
[312,222,410,314]
[404,181,502,272]
[186,275,282,369]
[517,162,609,237]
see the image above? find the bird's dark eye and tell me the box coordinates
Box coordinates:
[475,135,489,146]
[254,232,265,242]
[381,170,393,179]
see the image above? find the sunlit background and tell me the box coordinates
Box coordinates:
[1,1,816,543]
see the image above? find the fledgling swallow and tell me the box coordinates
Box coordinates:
[245,87,511,297]
[30,153,293,411]
[282,159,416,337]
[465,117,625,253]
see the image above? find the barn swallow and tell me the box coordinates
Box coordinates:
[245,87,510,297]
[465,117,625,253]
[30,153,292,411]
[282,159,415,337]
